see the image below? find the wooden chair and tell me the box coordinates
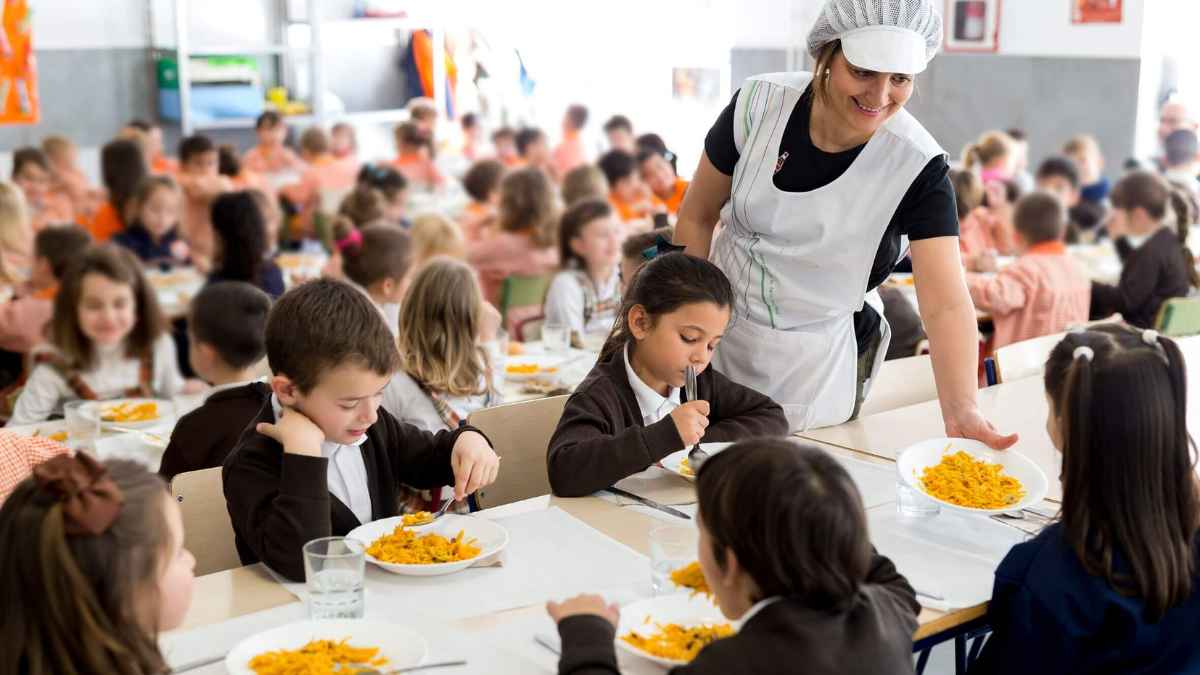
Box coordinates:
[171,467,241,576]
[1155,297,1200,338]
[498,274,552,335]
[993,331,1068,384]
[860,354,938,417]
[468,395,568,509]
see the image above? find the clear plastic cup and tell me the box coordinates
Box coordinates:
[303,537,366,619]
[62,401,99,452]
[541,321,570,354]
[649,524,697,595]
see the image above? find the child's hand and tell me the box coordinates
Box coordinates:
[546,594,620,628]
[450,431,500,501]
[170,239,190,262]
[257,406,325,457]
[670,400,710,447]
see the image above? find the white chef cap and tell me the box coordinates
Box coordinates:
[807,0,943,75]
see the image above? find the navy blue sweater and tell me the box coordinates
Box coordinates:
[971,523,1200,674]
[112,223,186,267]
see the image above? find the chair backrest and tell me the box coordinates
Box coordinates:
[499,274,552,330]
[994,331,1069,384]
[1156,297,1200,338]
[170,467,241,576]
[468,395,568,509]
[860,354,938,417]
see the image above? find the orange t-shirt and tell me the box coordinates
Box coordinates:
[85,201,124,242]
[391,152,445,190]
[151,154,179,176]
[659,178,689,215]
[243,145,302,175]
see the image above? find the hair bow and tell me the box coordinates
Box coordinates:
[32,454,124,536]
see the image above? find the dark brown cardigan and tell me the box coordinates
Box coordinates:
[546,347,788,497]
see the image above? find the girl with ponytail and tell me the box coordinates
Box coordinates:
[1090,170,1196,328]
[972,324,1200,673]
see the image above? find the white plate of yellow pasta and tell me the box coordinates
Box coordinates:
[225,619,427,674]
[897,438,1048,516]
[347,513,509,576]
[615,595,734,667]
[660,443,733,482]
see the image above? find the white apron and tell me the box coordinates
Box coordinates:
[710,72,944,431]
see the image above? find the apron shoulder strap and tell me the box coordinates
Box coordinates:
[733,72,814,154]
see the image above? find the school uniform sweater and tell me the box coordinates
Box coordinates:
[112,222,186,267]
[546,346,788,497]
[557,550,920,675]
[971,523,1200,674]
[222,401,485,581]
[159,381,271,481]
[1090,228,1193,328]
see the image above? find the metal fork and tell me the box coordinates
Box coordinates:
[684,366,709,472]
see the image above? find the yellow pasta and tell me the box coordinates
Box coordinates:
[366,525,481,564]
[670,561,711,598]
[248,638,387,674]
[678,457,694,477]
[401,511,433,526]
[920,449,1025,509]
[621,623,733,662]
[100,401,158,423]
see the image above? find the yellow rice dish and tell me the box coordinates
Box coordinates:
[621,622,733,662]
[248,638,386,674]
[367,524,481,564]
[100,401,158,423]
[670,561,711,598]
[919,449,1025,509]
[401,511,433,526]
[678,457,694,477]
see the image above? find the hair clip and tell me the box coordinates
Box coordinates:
[32,454,124,536]
[641,234,686,261]
[1073,346,1095,362]
[1142,329,1160,346]
[335,229,364,252]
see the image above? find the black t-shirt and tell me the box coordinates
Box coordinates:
[704,87,959,354]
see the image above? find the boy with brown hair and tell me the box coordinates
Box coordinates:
[222,278,499,581]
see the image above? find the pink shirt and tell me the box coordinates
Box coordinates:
[242,145,302,175]
[0,431,69,502]
[967,242,1091,349]
[467,230,559,307]
[551,134,588,179]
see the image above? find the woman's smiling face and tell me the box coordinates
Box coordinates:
[824,50,914,139]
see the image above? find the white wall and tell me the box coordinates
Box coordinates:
[34,0,147,50]
[997,0,1144,59]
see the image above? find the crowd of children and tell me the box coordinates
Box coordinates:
[0,86,1199,675]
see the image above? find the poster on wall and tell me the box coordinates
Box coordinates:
[0,0,36,125]
[944,0,1001,53]
[1072,0,1122,24]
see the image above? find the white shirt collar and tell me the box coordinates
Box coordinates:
[203,376,267,403]
[735,596,783,630]
[623,343,680,425]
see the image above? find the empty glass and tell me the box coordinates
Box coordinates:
[62,401,99,452]
[541,321,570,354]
[303,537,366,619]
[649,524,697,595]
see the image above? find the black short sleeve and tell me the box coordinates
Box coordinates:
[894,157,958,240]
[704,90,741,176]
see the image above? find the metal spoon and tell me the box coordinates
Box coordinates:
[359,660,468,674]
[684,365,709,471]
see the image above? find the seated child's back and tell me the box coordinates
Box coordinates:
[550,439,920,675]
[967,191,1091,348]
[159,282,272,481]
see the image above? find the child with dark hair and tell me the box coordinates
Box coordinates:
[459,159,505,241]
[544,199,622,344]
[602,115,635,153]
[562,165,609,208]
[12,146,74,231]
[222,278,500,581]
[391,121,445,192]
[1035,156,1096,244]
[10,245,185,424]
[491,127,520,167]
[160,281,272,481]
[127,118,178,176]
[638,145,689,215]
[546,252,787,497]
[0,226,90,355]
[177,134,232,265]
[971,325,1200,673]
[552,104,591,178]
[209,191,285,299]
[967,191,1091,349]
[1090,170,1197,327]
[461,112,482,161]
[113,176,188,267]
[618,226,673,293]
[516,127,552,178]
[354,163,409,228]
[331,216,412,336]
[242,111,303,175]
[549,439,919,674]
[598,149,660,230]
[217,144,267,193]
[87,138,149,242]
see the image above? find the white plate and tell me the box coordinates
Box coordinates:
[897,438,1049,516]
[347,513,509,576]
[503,354,566,382]
[224,619,427,675]
[83,398,174,430]
[660,443,733,482]
[615,594,732,667]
